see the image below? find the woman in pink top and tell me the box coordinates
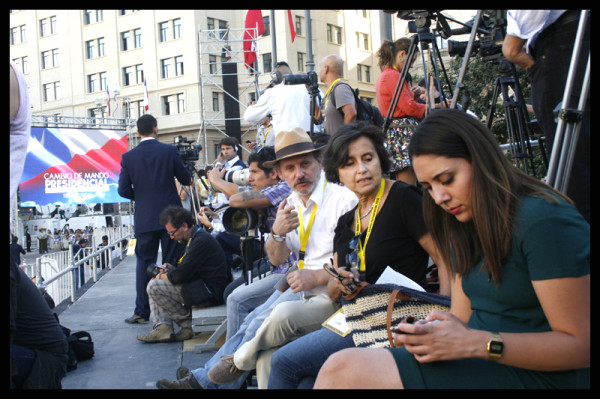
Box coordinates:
[376,38,425,185]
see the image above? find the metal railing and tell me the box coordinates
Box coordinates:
[26,227,133,306]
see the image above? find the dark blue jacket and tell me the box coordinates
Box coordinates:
[118,138,191,233]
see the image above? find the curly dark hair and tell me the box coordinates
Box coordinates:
[159,205,196,229]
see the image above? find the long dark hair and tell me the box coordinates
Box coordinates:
[408,109,570,283]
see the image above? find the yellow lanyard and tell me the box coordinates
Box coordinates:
[323,78,342,117]
[177,237,192,265]
[297,181,327,269]
[263,124,272,144]
[354,179,385,272]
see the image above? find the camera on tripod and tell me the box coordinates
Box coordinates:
[174,136,202,163]
[221,206,264,236]
[446,12,505,62]
[283,70,319,93]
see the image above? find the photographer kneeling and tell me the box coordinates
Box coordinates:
[137,206,230,343]
[198,147,294,338]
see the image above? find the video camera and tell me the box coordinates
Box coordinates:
[445,11,506,62]
[174,136,202,163]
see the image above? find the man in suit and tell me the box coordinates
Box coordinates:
[118,114,192,324]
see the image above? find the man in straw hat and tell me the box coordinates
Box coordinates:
[156,128,357,390]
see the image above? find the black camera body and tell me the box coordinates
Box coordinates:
[146,263,166,278]
[174,136,202,163]
[283,70,319,94]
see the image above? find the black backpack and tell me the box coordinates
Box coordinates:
[336,81,385,128]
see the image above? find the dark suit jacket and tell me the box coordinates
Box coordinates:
[118,138,191,233]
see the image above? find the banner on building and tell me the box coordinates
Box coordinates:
[19,127,129,206]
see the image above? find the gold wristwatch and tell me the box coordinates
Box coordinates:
[487,332,504,361]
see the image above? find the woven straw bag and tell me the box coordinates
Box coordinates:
[341,283,451,348]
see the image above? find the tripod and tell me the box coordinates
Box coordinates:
[546,10,590,194]
[486,58,540,176]
[383,11,454,133]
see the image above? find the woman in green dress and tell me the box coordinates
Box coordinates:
[314,109,590,389]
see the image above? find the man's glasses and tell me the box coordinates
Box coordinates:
[168,226,181,237]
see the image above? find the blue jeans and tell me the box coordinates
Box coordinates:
[268,326,355,389]
[225,272,282,340]
[192,288,301,389]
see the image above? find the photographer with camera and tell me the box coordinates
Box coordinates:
[244,61,323,140]
[199,148,293,311]
[137,206,229,344]
[315,54,357,135]
[118,114,192,325]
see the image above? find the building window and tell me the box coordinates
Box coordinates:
[295,15,303,36]
[263,15,270,36]
[134,29,142,48]
[175,56,184,76]
[356,32,370,50]
[173,19,181,39]
[87,72,107,93]
[10,25,27,45]
[12,56,29,74]
[163,93,185,115]
[161,56,183,78]
[43,81,61,102]
[121,31,131,51]
[212,92,221,112]
[327,24,342,45]
[40,16,57,37]
[161,58,171,78]
[262,53,272,73]
[160,18,182,42]
[159,21,169,42]
[86,40,95,59]
[136,65,144,84]
[84,10,102,25]
[357,64,371,83]
[98,37,105,56]
[123,66,133,86]
[297,52,305,72]
[42,49,59,69]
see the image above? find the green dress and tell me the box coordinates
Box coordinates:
[389,194,590,389]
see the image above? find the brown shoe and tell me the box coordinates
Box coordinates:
[137,324,175,343]
[156,373,202,389]
[207,354,246,384]
[174,327,194,341]
[124,314,148,324]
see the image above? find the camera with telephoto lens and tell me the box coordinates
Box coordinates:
[221,206,265,236]
[224,168,251,186]
[283,70,319,93]
[174,136,202,163]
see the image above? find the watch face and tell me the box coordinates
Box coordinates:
[490,341,503,353]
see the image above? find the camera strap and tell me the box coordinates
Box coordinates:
[354,178,385,272]
[297,180,327,269]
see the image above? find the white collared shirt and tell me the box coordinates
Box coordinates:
[284,170,358,295]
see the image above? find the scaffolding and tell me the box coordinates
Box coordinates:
[197,27,265,165]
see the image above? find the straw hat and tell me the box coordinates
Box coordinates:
[263,127,320,167]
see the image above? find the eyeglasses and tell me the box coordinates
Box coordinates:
[167,226,181,237]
